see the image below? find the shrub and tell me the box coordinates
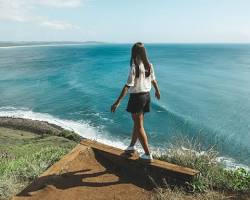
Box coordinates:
[154,135,250,193]
[59,130,81,142]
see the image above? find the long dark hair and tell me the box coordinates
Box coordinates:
[130,42,151,78]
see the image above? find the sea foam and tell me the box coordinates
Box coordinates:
[0,107,127,149]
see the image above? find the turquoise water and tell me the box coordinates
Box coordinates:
[0,44,250,165]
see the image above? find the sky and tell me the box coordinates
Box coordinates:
[0,0,250,43]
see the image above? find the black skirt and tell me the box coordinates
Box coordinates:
[126,92,151,114]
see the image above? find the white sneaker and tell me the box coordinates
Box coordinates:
[124,146,136,153]
[139,153,153,162]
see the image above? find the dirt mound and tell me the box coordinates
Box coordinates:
[13,144,153,200]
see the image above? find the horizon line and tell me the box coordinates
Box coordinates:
[1,41,250,44]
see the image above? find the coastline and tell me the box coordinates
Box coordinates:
[0,116,82,142]
[0,41,106,48]
[0,117,63,135]
[0,113,249,171]
[0,108,129,150]
[1,112,249,172]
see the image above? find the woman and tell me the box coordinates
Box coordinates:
[111,42,161,162]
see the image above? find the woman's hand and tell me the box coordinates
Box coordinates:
[111,102,120,113]
[152,80,160,100]
[111,85,129,113]
[155,90,161,100]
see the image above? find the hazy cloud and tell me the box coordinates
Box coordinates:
[36,0,82,8]
[0,0,82,30]
[41,21,80,30]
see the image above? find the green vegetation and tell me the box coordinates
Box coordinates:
[0,127,77,200]
[59,130,82,142]
[153,136,250,200]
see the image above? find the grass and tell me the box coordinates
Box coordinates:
[0,127,77,200]
[59,130,82,142]
[153,135,250,200]
[153,186,229,200]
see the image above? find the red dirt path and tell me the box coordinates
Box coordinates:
[12,145,153,200]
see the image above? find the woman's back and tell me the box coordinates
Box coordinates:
[126,62,156,94]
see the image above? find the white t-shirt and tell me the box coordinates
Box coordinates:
[126,62,156,93]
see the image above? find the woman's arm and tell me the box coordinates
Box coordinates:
[152,80,161,100]
[111,85,130,112]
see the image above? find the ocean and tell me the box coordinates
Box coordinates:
[0,43,249,167]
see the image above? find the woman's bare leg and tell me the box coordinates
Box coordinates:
[129,114,138,146]
[134,113,150,155]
